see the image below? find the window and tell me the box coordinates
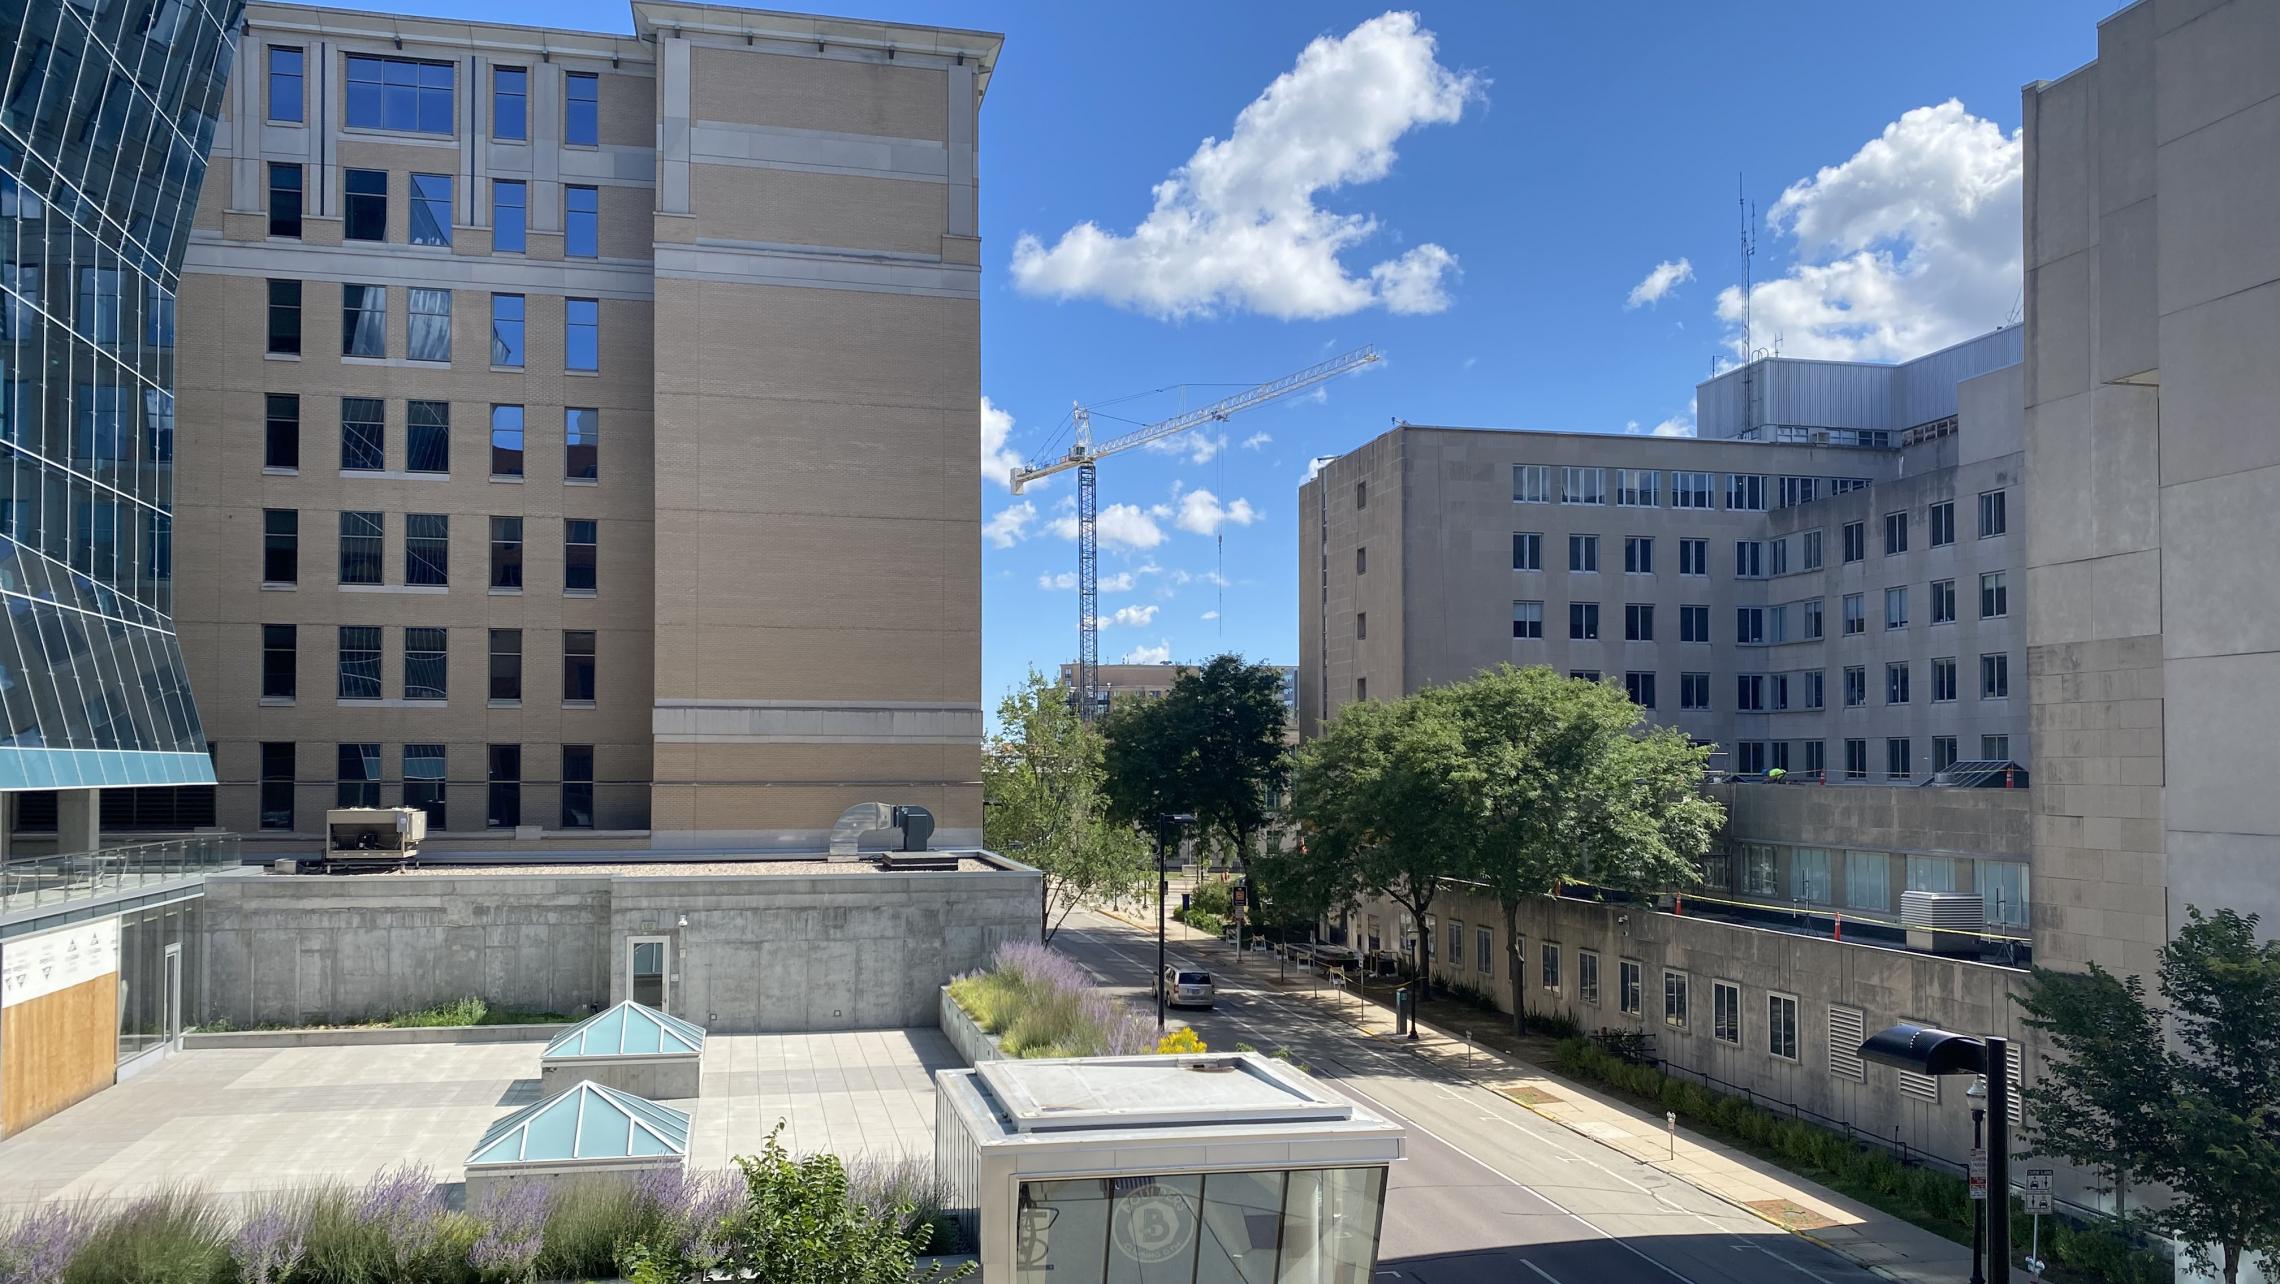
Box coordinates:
[564,631,597,703]
[338,628,381,700]
[264,394,299,470]
[1712,981,1740,1045]
[1983,734,2011,761]
[1735,607,1763,646]
[404,627,446,700]
[266,279,301,355]
[1569,670,1602,683]
[1769,538,1789,577]
[1884,510,1908,555]
[1512,532,1541,571]
[562,745,595,828]
[1741,844,1778,896]
[1768,994,1800,1061]
[1770,672,1791,710]
[1801,529,1823,570]
[1930,500,1955,547]
[260,743,295,831]
[340,396,384,471]
[1625,671,1656,708]
[1980,571,2008,618]
[403,744,445,828]
[1511,465,1547,503]
[1843,666,1866,707]
[1884,586,1908,629]
[1562,466,1604,505]
[493,180,527,253]
[565,186,599,258]
[1801,670,1825,709]
[1932,657,1958,702]
[346,55,454,133]
[1736,674,1764,711]
[1680,605,1709,643]
[1804,740,1826,776]
[1679,538,1707,576]
[405,513,448,586]
[1663,971,1689,1029]
[490,629,522,702]
[491,405,525,477]
[1355,612,1367,641]
[1623,536,1652,574]
[1978,859,2029,929]
[410,174,452,247]
[1932,736,1959,772]
[1843,593,1864,635]
[1845,850,1890,911]
[566,298,599,371]
[408,287,451,362]
[261,625,296,700]
[344,168,387,241]
[487,745,521,828]
[342,284,386,357]
[1793,847,1832,903]
[1672,471,1714,509]
[395,401,449,476]
[263,509,299,584]
[1842,521,1865,563]
[1727,473,1767,511]
[1680,672,1710,710]
[1886,737,1912,779]
[1473,926,1491,975]
[1569,533,1599,572]
[1578,950,1600,1003]
[1844,738,1868,779]
[561,520,600,594]
[1908,855,1958,892]
[486,294,526,368]
[1447,920,1463,968]
[1355,677,1367,702]
[1802,597,1824,639]
[268,46,304,122]
[1625,603,1654,642]
[1355,547,1367,575]
[489,518,524,590]
[1886,661,1910,705]
[337,742,381,806]
[1540,942,1562,991]
[1616,468,1658,507]
[492,66,527,140]
[565,71,600,145]
[566,409,600,481]
[1356,480,1368,509]
[1511,600,1542,639]
[1568,602,1599,640]
[1931,578,1956,624]
[1734,540,1762,578]
[338,511,383,585]
[1979,489,2008,538]
[1981,652,2010,698]
[1618,959,1642,1015]
[268,162,302,237]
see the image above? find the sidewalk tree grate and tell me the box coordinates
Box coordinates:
[1742,1199,1838,1232]
[1498,1086,1564,1106]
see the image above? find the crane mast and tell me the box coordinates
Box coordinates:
[1010,345,1380,719]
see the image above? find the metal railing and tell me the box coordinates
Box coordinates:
[0,832,241,917]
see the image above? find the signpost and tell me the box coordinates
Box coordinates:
[2023,1169,2054,1278]
[1968,1148,1989,1201]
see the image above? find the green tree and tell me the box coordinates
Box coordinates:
[2015,963,2167,1225]
[2152,907,2280,1284]
[713,1125,972,1284]
[1098,655,1290,868]
[983,671,1150,942]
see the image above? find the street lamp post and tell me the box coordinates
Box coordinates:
[1860,1024,2011,1284]
[1967,1075,1989,1284]
[1154,813,1193,1033]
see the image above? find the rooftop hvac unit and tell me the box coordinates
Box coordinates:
[1901,890,1984,957]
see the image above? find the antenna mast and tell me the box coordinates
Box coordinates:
[1738,174,1757,361]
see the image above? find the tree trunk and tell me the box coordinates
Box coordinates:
[1504,897,1524,1036]
[2223,1242,2238,1284]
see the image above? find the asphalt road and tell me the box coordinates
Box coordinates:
[1051,907,1887,1284]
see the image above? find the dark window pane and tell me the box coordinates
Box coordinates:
[564,519,597,593]
[404,743,445,828]
[344,167,387,241]
[406,401,449,473]
[405,513,448,585]
[563,630,595,702]
[489,629,522,700]
[260,741,295,830]
[489,516,524,589]
[263,508,299,584]
[266,278,300,355]
[565,408,598,480]
[338,511,383,585]
[341,396,384,470]
[261,623,295,699]
[336,742,381,807]
[403,626,446,699]
[268,47,304,123]
[410,173,451,247]
[337,628,381,700]
[561,744,593,828]
[487,744,521,828]
[267,162,301,237]
[264,393,299,469]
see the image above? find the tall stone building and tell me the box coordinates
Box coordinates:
[174,1,998,850]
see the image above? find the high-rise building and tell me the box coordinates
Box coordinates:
[174,2,999,850]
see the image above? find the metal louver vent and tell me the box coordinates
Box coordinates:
[1897,1013,1941,1100]
[1827,1006,1866,1083]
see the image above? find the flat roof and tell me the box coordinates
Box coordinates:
[975,1053,1362,1134]
[381,857,1001,876]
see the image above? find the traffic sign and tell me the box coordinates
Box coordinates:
[2023,1169,2055,1215]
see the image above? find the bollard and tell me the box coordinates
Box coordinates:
[1666,1110,1677,1159]
[1465,1030,1472,1068]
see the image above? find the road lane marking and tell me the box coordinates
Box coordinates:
[1522,1261,1564,1284]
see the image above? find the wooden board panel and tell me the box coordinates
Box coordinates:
[2,973,119,1136]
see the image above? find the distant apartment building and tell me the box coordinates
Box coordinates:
[173,1,998,850]
[1057,660,1299,730]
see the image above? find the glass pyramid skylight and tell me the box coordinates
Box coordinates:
[467,1080,692,1166]
[543,1000,707,1061]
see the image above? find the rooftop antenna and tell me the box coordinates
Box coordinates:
[1738,174,1757,363]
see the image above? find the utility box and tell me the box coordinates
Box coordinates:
[323,808,426,870]
[1901,890,1986,956]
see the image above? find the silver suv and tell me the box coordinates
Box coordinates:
[1164,966,1216,1009]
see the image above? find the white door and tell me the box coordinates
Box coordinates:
[628,937,669,1011]
[162,943,182,1044]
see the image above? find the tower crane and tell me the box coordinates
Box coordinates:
[1011,345,1381,719]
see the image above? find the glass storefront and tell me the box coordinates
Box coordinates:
[0,0,240,789]
[115,896,201,1062]
[1017,1167,1386,1284]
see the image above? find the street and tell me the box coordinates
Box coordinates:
[1050,906,1888,1284]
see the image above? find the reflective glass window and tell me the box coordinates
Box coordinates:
[492,67,527,141]
[410,173,451,247]
[566,72,599,145]
[346,55,455,134]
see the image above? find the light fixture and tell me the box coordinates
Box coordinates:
[676,913,689,928]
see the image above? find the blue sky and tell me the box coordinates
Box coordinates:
[366,0,2116,715]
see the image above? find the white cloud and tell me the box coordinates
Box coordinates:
[1625,257,1694,309]
[980,396,1030,490]
[1174,567,1234,588]
[1302,456,1337,484]
[1099,571,1136,593]
[1048,502,1166,551]
[1718,100,2020,361]
[1108,604,1159,628]
[1242,432,1273,451]
[1174,489,1260,536]
[1009,11,1480,321]
[1122,640,1174,665]
[985,502,1036,549]
[1651,416,1696,438]
[1144,432,1227,466]
[1201,610,1220,621]
[1038,571,1077,590]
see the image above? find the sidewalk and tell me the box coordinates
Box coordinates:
[1090,904,2001,1284]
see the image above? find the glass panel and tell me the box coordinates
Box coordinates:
[630,940,665,1007]
[1108,1174,1203,1284]
[1018,1179,1111,1284]
[1277,1168,1383,1284]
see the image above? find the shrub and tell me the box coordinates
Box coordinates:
[230,1198,308,1284]
[1156,1027,1208,1055]
[947,941,1154,1059]
[846,1153,961,1257]
[1188,880,1236,918]
[718,1126,973,1283]
[2,1203,94,1284]
[60,1188,231,1284]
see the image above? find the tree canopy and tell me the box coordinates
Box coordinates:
[982,671,1151,941]
[1098,654,1290,860]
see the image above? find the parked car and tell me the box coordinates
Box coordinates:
[1163,966,1216,1009]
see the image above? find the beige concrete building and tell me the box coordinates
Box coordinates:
[173,1,997,851]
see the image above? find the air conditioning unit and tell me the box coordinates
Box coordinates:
[1901,890,1985,956]
[1812,430,1832,445]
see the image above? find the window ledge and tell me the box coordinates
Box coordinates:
[260,582,297,591]
[337,469,449,481]
[563,701,597,709]
[340,355,390,365]
[262,465,299,476]
[565,477,599,486]
[563,589,597,598]
[263,352,302,362]
[488,699,522,709]
[258,697,295,707]
[490,475,525,484]
[487,586,524,596]
[339,583,448,594]
[490,365,524,374]
[565,369,599,378]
